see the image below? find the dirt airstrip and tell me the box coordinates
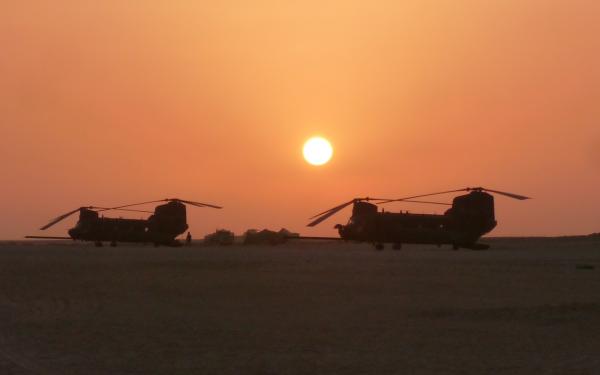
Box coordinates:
[1,238,600,374]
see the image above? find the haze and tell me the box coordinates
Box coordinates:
[1,1,599,239]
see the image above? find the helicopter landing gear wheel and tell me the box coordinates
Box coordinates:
[375,243,385,251]
[94,241,102,247]
[393,243,402,250]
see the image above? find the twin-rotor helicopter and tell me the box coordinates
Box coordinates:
[305,187,530,250]
[27,198,222,247]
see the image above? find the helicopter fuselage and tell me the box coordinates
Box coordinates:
[68,201,189,245]
[335,192,497,249]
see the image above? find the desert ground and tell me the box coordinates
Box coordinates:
[1,237,599,374]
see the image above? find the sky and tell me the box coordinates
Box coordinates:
[1,1,599,239]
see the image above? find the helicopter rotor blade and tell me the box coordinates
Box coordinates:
[40,207,85,230]
[392,200,452,206]
[307,200,360,227]
[107,200,167,210]
[471,187,531,200]
[308,197,392,220]
[172,199,223,209]
[308,199,356,220]
[94,207,155,214]
[113,208,155,214]
[381,187,531,204]
[105,198,223,211]
[379,189,468,204]
[308,197,396,226]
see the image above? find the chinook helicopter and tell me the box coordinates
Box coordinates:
[307,187,529,250]
[26,198,222,246]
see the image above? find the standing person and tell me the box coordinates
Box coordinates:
[186,231,192,245]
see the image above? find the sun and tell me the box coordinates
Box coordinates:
[303,137,333,166]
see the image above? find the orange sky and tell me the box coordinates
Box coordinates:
[1,1,599,239]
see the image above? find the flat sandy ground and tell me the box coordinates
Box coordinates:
[1,238,600,374]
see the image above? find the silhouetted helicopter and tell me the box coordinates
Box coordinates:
[26,198,222,246]
[307,187,530,250]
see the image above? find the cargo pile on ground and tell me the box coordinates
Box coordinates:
[203,229,235,246]
[243,228,299,245]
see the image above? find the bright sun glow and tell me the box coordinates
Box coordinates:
[303,137,333,166]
